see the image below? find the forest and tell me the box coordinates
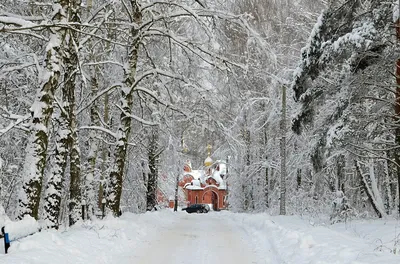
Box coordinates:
[0,0,399,228]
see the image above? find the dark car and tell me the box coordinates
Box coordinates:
[182,204,210,213]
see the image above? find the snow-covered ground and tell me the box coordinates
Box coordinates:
[1,210,400,263]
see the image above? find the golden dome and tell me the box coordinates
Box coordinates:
[204,156,213,167]
[204,144,213,167]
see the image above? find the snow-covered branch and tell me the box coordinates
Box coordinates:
[80,9,114,46]
[0,62,36,79]
[143,28,244,70]
[83,61,125,69]
[135,86,187,117]
[115,104,158,126]
[79,126,117,139]
[347,143,400,168]
[77,83,122,115]
[0,16,38,28]
[140,2,211,37]
[0,114,30,136]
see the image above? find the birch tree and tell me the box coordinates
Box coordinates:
[106,0,142,215]
[146,127,160,211]
[41,0,83,228]
[65,0,82,226]
[17,2,68,220]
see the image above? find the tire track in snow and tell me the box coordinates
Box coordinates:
[227,213,286,264]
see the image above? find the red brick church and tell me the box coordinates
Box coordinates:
[177,145,228,210]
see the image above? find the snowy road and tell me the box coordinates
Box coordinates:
[2,210,400,263]
[132,212,261,264]
[130,211,400,264]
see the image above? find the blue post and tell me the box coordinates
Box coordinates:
[1,226,9,254]
[4,232,10,254]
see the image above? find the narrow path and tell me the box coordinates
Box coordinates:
[132,212,263,264]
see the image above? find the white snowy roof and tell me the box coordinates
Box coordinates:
[212,170,224,187]
[186,185,203,190]
[217,162,227,174]
[184,170,204,180]
[182,163,228,190]
[192,179,201,187]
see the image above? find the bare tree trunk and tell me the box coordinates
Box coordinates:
[107,0,142,215]
[18,3,66,220]
[98,91,109,209]
[296,169,301,191]
[355,161,383,218]
[383,156,392,215]
[174,172,179,212]
[280,85,287,215]
[395,12,400,216]
[43,113,69,228]
[336,155,345,193]
[84,67,100,219]
[264,128,269,208]
[146,129,159,211]
[242,126,251,211]
[62,0,83,227]
[97,7,115,212]
[69,118,81,225]
[42,0,82,228]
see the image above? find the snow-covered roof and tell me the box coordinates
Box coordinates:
[184,170,203,180]
[212,170,224,187]
[182,162,227,190]
[186,185,204,190]
[217,162,227,174]
[192,179,201,187]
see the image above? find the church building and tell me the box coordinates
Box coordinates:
[178,145,228,211]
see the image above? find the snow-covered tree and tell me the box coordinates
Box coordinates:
[16,1,69,220]
[290,0,397,217]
